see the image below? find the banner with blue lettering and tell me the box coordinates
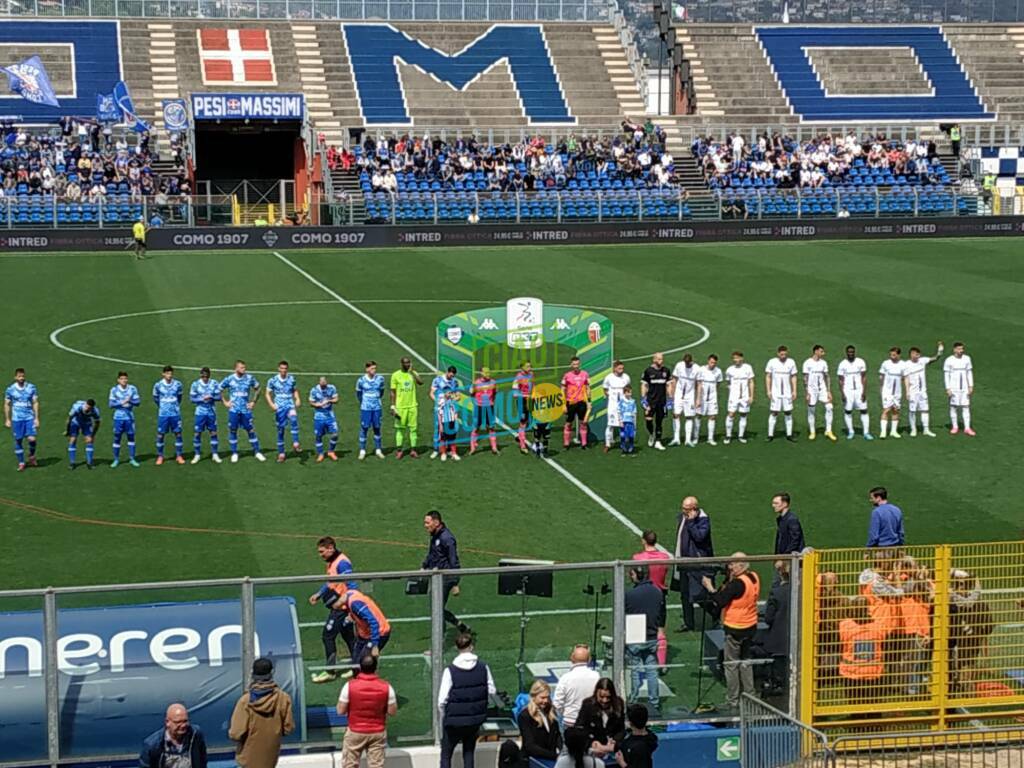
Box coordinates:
[96,91,120,122]
[3,55,59,108]
[191,93,305,120]
[0,597,302,761]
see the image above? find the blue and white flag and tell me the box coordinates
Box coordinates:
[3,56,59,108]
[113,79,149,132]
[96,92,120,122]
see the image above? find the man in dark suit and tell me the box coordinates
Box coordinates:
[772,492,805,555]
[673,496,716,633]
[754,560,792,693]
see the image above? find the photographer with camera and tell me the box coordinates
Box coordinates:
[703,553,760,713]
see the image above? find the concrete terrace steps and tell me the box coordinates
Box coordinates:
[117,20,639,142]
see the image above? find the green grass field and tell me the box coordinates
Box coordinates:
[1,238,1021,739]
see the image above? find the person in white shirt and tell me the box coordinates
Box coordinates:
[765,346,798,442]
[601,360,631,452]
[552,645,600,728]
[724,351,755,444]
[694,355,724,446]
[836,345,873,440]
[943,341,975,436]
[669,354,700,447]
[902,342,943,437]
[802,345,837,442]
[878,347,906,439]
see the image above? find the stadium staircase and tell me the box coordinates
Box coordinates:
[330,168,367,223]
[943,25,1024,124]
[117,20,641,147]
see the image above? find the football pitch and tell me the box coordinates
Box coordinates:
[1,237,1022,738]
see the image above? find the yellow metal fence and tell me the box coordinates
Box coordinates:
[800,541,1024,733]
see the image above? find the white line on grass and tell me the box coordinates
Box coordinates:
[273,251,647,538]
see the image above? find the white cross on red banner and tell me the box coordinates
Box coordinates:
[197,28,277,85]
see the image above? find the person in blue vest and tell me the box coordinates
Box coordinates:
[437,633,496,768]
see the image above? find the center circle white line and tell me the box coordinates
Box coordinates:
[49,300,711,376]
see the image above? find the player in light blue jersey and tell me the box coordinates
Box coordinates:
[152,365,185,466]
[618,385,638,456]
[4,368,39,471]
[65,399,101,469]
[355,361,386,460]
[309,376,340,463]
[430,366,462,462]
[220,360,266,464]
[189,366,223,464]
[108,371,141,468]
[266,360,302,463]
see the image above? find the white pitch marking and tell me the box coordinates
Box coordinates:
[49,299,710,380]
[273,252,653,539]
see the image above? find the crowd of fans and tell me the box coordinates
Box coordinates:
[815,551,996,702]
[0,118,191,207]
[334,119,681,195]
[693,131,948,190]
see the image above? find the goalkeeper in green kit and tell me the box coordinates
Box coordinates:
[390,356,423,459]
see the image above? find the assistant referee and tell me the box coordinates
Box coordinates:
[132,218,147,260]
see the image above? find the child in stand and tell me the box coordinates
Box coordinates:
[619,385,638,456]
[615,703,658,768]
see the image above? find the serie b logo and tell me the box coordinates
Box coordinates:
[587,321,602,344]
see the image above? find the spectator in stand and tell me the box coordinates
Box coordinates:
[338,654,397,768]
[576,678,625,757]
[438,633,496,768]
[553,644,601,729]
[632,530,670,670]
[556,727,604,768]
[228,658,295,768]
[139,703,207,768]
[517,680,562,762]
[614,704,658,768]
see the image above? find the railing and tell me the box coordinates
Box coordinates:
[740,695,831,768]
[674,0,1024,23]
[607,1,648,112]
[0,553,801,767]
[829,728,1024,765]
[676,123,1024,148]
[0,194,194,228]
[0,0,604,19]
[713,187,998,219]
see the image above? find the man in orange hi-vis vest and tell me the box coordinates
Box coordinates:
[839,596,887,704]
[704,553,760,712]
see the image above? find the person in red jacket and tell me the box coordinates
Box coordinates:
[337,654,398,768]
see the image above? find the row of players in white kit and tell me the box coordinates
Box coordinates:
[601,342,975,447]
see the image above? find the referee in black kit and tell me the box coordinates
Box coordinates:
[642,352,670,450]
[423,510,472,635]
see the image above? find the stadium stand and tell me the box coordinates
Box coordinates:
[671,24,1024,125]
[109,20,643,146]
[0,119,189,226]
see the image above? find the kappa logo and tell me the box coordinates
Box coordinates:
[479,317,498,331]
[551,318,570,331]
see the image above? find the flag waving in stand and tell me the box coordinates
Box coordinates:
[113,79,150,133]
[3,56,59,107]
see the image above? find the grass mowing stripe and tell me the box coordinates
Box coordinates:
[271,250,647,539]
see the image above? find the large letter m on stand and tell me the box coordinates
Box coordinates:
[342,24,575,126]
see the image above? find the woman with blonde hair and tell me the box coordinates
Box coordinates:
[517,680,562,762]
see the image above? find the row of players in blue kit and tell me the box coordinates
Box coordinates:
[2,360,396,470]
